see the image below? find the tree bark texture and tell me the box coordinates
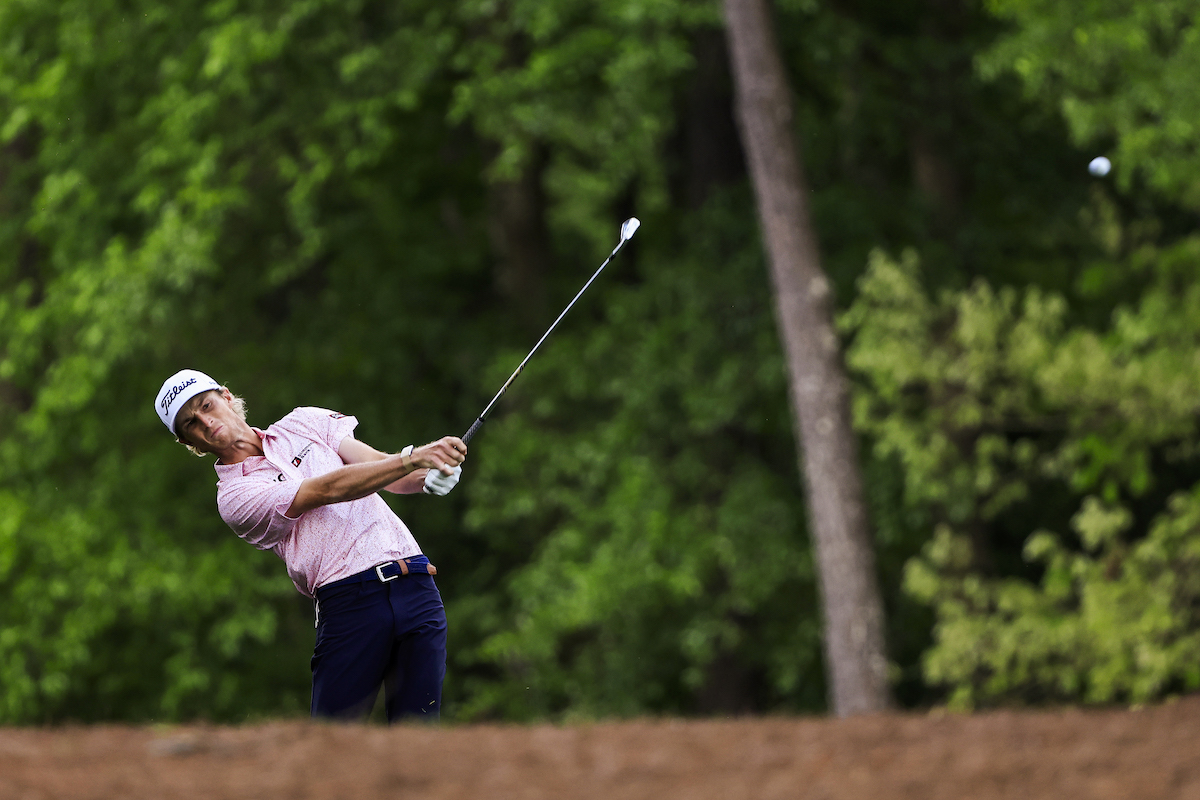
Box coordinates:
[721,0,892,716]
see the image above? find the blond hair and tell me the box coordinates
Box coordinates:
[182,389,248,457]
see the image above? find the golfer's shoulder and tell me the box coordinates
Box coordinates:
[274,406,357,442]
[273,405,338,427]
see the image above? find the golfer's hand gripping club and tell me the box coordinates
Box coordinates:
[404,437,467,476]
[462,217,641,445]
[423,464,463,495]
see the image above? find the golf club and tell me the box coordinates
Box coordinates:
[461,217,641,445]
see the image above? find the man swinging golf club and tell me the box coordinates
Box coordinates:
[155,369,466,722]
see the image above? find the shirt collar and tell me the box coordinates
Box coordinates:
[213,427,269,477]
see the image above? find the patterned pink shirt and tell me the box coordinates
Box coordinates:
[213,406,422,597]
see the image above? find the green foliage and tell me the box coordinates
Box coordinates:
[848,0,1200,710]
[0,0,716,723]
[448,0,711,248]
[846,245,1200,708]
[907,492,1200,709]
[0,0,481,722]
[780,0,1103,299]
[981,0,1200,209]
[0,0,1182,724]
[453,195,824,719]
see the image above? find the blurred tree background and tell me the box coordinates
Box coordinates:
[0,0,1197,723]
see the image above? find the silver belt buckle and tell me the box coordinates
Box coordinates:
[376,562,400,582]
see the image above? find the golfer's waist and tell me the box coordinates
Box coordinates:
[316,556,437,595]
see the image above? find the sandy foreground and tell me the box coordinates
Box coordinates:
[3,696,1199,799]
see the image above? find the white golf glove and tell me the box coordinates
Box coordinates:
[423,464,462,495]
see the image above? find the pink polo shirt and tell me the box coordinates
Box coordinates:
[213,406,422,597]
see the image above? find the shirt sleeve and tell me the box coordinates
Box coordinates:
[217,477,303,550]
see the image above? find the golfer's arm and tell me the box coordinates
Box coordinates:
[335,437,428,495]
[286,449,420,517]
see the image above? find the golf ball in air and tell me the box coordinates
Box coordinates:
[1088,156,1111,176]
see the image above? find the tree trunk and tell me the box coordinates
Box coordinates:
[721,0,892,716]
[486,147,551,333]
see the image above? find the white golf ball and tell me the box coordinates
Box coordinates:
[1088,156,1111,176]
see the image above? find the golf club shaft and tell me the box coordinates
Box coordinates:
[462,222,638,444]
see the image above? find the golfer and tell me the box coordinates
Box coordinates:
[155,369,466,723]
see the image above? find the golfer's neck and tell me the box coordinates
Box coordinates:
[216,429,265,465]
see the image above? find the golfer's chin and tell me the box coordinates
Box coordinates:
[200,428,232,455]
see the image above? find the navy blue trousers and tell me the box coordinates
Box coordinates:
[310,556,447,723]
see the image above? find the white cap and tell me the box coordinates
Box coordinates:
[155,369,221,434]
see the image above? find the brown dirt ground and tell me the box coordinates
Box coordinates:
[3,697,1200,800]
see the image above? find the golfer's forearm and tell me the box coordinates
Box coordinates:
[336,437,424,493]
[288,456,415,515]
[385,469,429,495]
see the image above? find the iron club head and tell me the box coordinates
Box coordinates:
[620,217,641,243]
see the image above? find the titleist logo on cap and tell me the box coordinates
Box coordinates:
[161,377,197,412]
[155,369,220,433]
